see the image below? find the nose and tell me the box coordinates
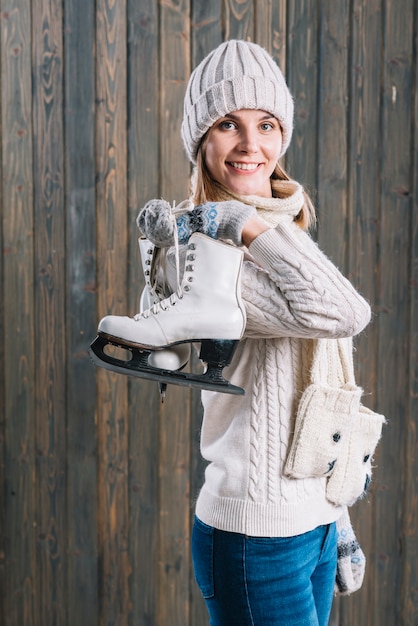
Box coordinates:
[238,128,258,154]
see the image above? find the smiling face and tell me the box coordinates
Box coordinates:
[203,109,283,198]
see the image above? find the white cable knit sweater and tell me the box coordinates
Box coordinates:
[192,190,372,538]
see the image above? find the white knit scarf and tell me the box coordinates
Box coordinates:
[208,178,305,227]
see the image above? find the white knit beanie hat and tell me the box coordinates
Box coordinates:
[181,39,294,164]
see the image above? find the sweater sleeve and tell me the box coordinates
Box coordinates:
[242,222,371,339]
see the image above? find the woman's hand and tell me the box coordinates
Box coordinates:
[241,215,270,247]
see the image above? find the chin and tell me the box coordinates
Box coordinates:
[231,178,272,197]
[227,182,261,196]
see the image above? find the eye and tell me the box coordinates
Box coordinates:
[218,120,237,131]
[260,122,274,132]
[363,454,370,463]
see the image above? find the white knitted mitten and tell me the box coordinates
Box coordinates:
[284,383,362,478]
[326,405,386,506]
[136,199,256,247]
[334,507,366,595]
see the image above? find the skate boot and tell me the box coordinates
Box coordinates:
[138,238,191,372]
[90,232,246,395]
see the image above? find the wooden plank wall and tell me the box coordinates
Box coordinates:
[0,1,416,624]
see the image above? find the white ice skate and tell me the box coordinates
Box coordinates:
[90,232,246,395]
[138,237,191,373]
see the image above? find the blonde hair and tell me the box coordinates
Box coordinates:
[192,135,317,232]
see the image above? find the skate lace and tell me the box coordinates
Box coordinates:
[134,202,184,320]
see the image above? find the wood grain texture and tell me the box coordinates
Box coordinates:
[96,0,130,624]
[316,2,350,269]
[403,3,418,622]
[64,0,99,623]
[255,0,286,72]
[342,2,383,625]
[374,0,414,624]
[127,0,161,624]
[32,0,67,623]
[1,3,36,625]
[404,36,418,616]
[191,0,222,64]
[286,0,319,209]
[224,0,253,41]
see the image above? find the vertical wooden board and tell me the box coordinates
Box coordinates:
[316,1,350,268]
[126,1,161,624]
[160,0,190,201]
[32,0,67,623]
[64,0,99,624]
[374,0,414,623]
[341,2,383,625]
[255,0,286,71]
[96,374,131,626]
[159,2,191,624]
[191,0,222,64]
[403,3,418,622]
[224,0,254,41]
[346,0,382,404]
[95,0,130,624]
[285,1,319,207]
[0,3,36,624]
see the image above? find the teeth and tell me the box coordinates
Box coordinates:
[230,162,259,171]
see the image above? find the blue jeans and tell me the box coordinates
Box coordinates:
[192,516,337,626]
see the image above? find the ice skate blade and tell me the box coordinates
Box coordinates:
[89,335,245,396]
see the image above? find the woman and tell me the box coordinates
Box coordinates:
[96,40,383,625]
